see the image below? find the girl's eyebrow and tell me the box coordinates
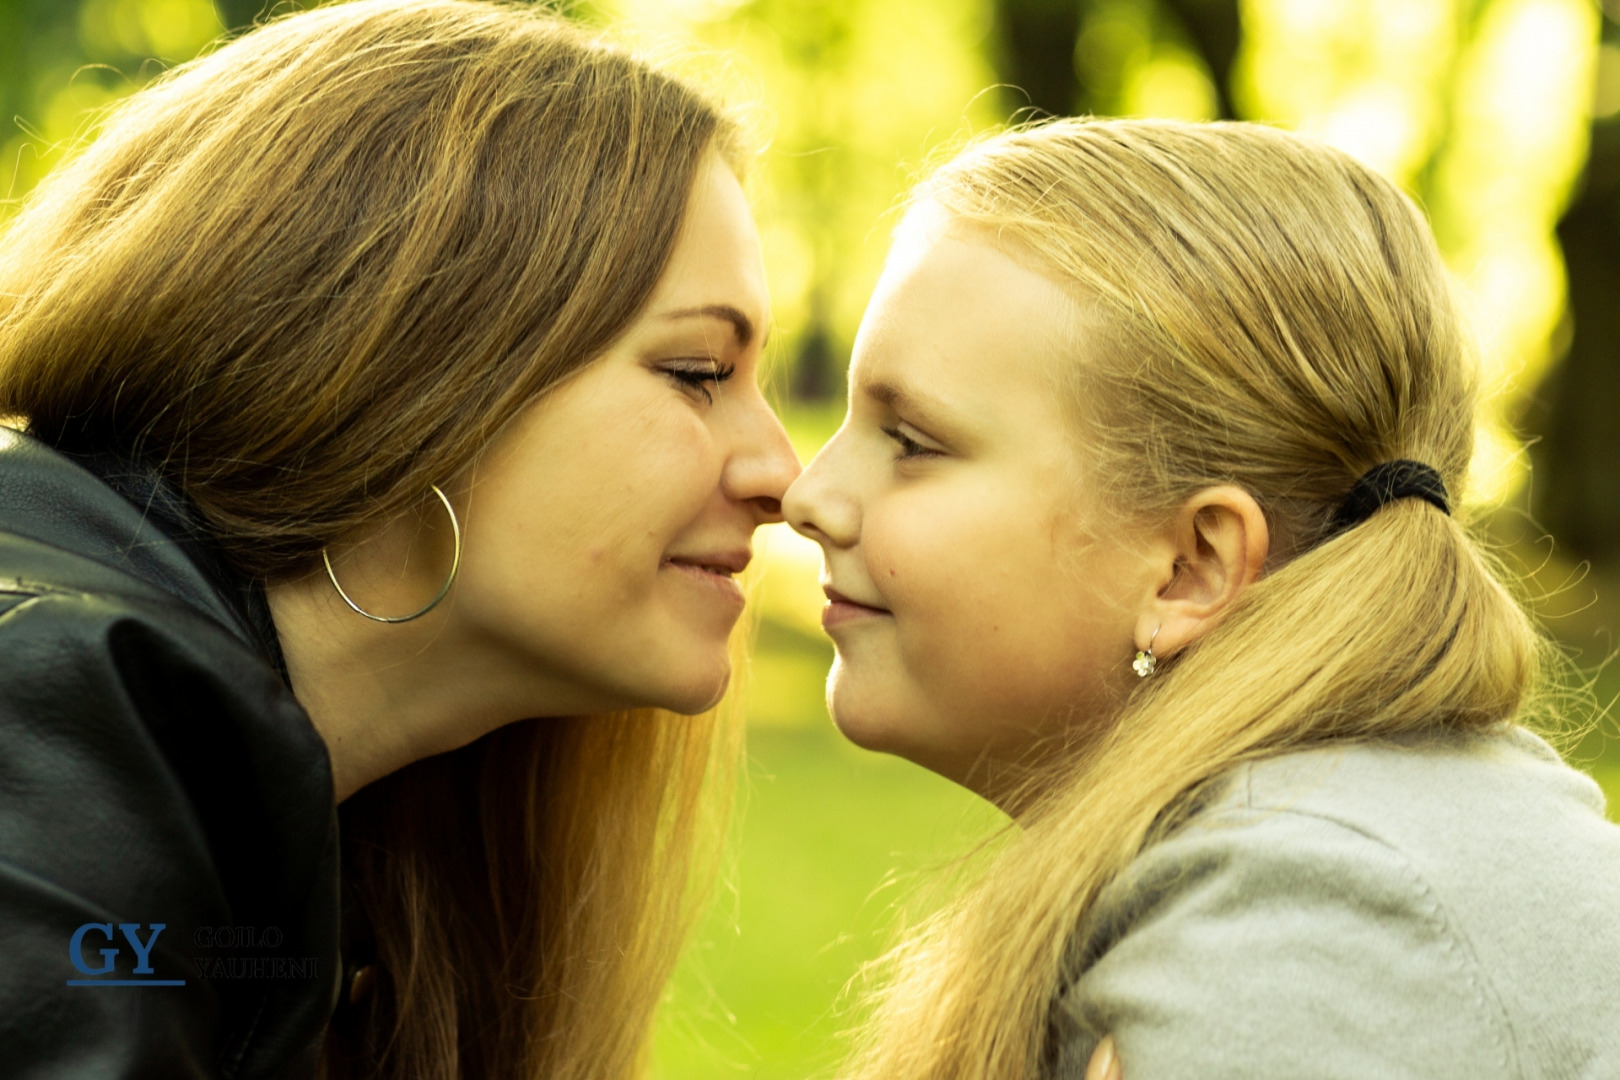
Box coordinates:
[863,378,968,438]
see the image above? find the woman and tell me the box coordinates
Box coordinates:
[785,118,1620,1078]
[0,2,797,1078]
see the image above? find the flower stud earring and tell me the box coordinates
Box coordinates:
[1132,626,1160,678]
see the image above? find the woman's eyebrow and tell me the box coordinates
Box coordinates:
[658,304,760,348]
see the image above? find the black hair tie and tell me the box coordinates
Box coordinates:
[1327,459,1451,535]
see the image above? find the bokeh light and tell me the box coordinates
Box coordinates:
[0,3,1613,1077]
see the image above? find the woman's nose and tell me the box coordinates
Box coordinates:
[724,394,802,522]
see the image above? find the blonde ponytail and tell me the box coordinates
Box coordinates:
[844,119,1548,1080]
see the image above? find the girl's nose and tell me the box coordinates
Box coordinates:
[783,433,861,547]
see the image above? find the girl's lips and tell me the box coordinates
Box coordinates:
[821,585,891,630]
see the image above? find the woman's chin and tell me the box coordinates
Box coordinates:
[649,658,732,716]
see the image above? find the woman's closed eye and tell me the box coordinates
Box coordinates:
[882,424,944,462]
[661,359,736,404]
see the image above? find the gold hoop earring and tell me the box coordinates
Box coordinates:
[322,484,462,624]
[1132,626,1160,678]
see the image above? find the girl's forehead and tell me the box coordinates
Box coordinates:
[859,226,1086,390]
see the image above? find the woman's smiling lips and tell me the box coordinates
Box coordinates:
[662,550,749,610]
[822,584,892,631]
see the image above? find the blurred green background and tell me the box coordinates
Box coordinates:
[6,0,1620,1076]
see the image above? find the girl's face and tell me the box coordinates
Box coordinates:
[442,151,799,717]
[784,203,1151,799]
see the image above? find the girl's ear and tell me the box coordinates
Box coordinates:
[1134,485,1269,659]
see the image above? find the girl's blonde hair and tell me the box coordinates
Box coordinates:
[0,3,743,1078]
[844,118,1547,1079]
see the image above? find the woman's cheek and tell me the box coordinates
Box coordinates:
[600,416,716,538]
[653,410,726,506]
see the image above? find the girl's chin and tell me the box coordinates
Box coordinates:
[826,680,918,757]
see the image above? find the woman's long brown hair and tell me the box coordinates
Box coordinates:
[0,2,743,1076]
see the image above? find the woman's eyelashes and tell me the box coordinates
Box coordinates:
[661,358,737,404]
[882,424,943,462]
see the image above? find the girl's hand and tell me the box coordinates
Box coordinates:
[1086,1035,1122,1080]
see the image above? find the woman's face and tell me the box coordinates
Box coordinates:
[783,202,1151,799]
[448,151,798,716]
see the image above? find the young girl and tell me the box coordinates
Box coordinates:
[0,2,795,1077]
[784,118,1620,1078]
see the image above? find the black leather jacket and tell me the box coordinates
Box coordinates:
[0,429,340,1078]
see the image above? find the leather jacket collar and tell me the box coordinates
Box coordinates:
[0,426,340,1079]
[0,428,286,676]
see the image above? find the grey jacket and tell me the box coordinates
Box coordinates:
[1046,727,1620,1079]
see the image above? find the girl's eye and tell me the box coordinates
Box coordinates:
[882,425,942,461]
[661,359,736,404]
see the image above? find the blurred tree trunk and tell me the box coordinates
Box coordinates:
[1531,119,1620,562]
[213,0,263,31]
[0,0,78,145]
[991,0,1239,119]
[215,0,325,34]
[992,0,1084,116]
[1158,0,1239,119]
[1529,17,1620,563]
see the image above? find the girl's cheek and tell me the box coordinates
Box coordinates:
[867,493,944,566]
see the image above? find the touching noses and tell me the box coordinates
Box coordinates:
[783,432,860,549]
[722,394,801,523]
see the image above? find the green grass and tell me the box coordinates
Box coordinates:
[651,627,1001,1080]
[652,725,999,1080]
